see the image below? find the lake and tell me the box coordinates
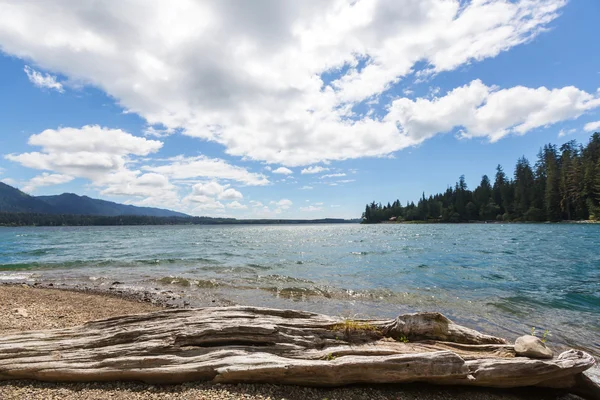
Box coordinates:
[1,223,599,356]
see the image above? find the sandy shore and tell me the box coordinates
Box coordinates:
[0,285,582,400]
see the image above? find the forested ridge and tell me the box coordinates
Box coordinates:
[0,213,357,227]
[362,133,600,223]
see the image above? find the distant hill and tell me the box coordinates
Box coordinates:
[37,193,189,217]
[0,182,189,217]
[0,182,57,214]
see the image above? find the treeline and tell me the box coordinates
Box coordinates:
[0,213,358,227]
[363,133,600,223]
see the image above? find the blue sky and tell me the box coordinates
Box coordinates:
[0,0,599,218]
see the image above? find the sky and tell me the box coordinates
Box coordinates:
[0,0,599,219]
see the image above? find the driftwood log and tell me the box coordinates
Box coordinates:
[0,307,597,397]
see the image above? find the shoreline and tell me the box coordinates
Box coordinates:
[0,284,596,400]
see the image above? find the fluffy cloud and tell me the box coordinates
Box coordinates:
[0,0,574,166]
[186,181,242,200]
[5,126,162,181]
[99,172,174,198]
[183,181,244,212]
[558,128,577,138]
[22,172,73,193]
[0,177,17,186]
[301,166,329,174]
[29,125,162,156]
[145,155,268,186]
[387,80,600,143]
[584,121,600,132]
[23,66,63,92]
[4,126,259,215]
[271,199,293,210]
[227,201,247,210]
[272,167,293,175]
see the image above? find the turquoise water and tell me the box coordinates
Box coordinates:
[1,224,599,355]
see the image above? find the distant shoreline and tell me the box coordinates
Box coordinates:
[0,213,361,227]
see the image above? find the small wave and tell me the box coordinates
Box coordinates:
[215,252,239,257]
[261,286,332,300]
[245,263,272,270]
[484,273,506,281]
[351,251,368,255]
[0,272,37,281]
[17,248,57,256]
[156,276,221,289]
[258,274,314,284]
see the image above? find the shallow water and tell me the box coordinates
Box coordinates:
[1,223,599,355]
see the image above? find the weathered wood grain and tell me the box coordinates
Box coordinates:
[0,307,596,397]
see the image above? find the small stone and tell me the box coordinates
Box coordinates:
[514,335,553,359]
[14,308,29,318]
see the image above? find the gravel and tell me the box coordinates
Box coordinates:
[0,285,583,400]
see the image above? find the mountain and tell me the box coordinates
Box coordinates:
[0,183,189,217]
[0,182,58,214]
[37,193,189,217]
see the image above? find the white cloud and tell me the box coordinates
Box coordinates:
[584,121,600,132]
[23,65,63,92]
[300,186,313,190]
[387,80,600,143]
[28,125,162,156]
[100,172,175,198]
[300,205,322,212]
[271,199,293,210]
[4,125,177,209]
[0,178,17,186]
[227,201,247,210]
[0,0,571,166]
[186,181,242,201]
[144,155,268,186]
[558,128,577,138]
[5,126,162,181]
[22,172,73,193]
[301,166,329,174]
[321,173,346,178]
[144,125,175,138]
[272,167,293,175]
[221,188,243,200]
[337,179,355,184]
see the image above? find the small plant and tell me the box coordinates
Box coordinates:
[331,319,379,333]
[324,353,337,361]
[395,335,410,343]
[541,329,551,343]
[530,326,551,344]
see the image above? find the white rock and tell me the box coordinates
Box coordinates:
[514,335,553,359]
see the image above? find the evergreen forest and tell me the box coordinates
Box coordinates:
[362,133,600,223]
